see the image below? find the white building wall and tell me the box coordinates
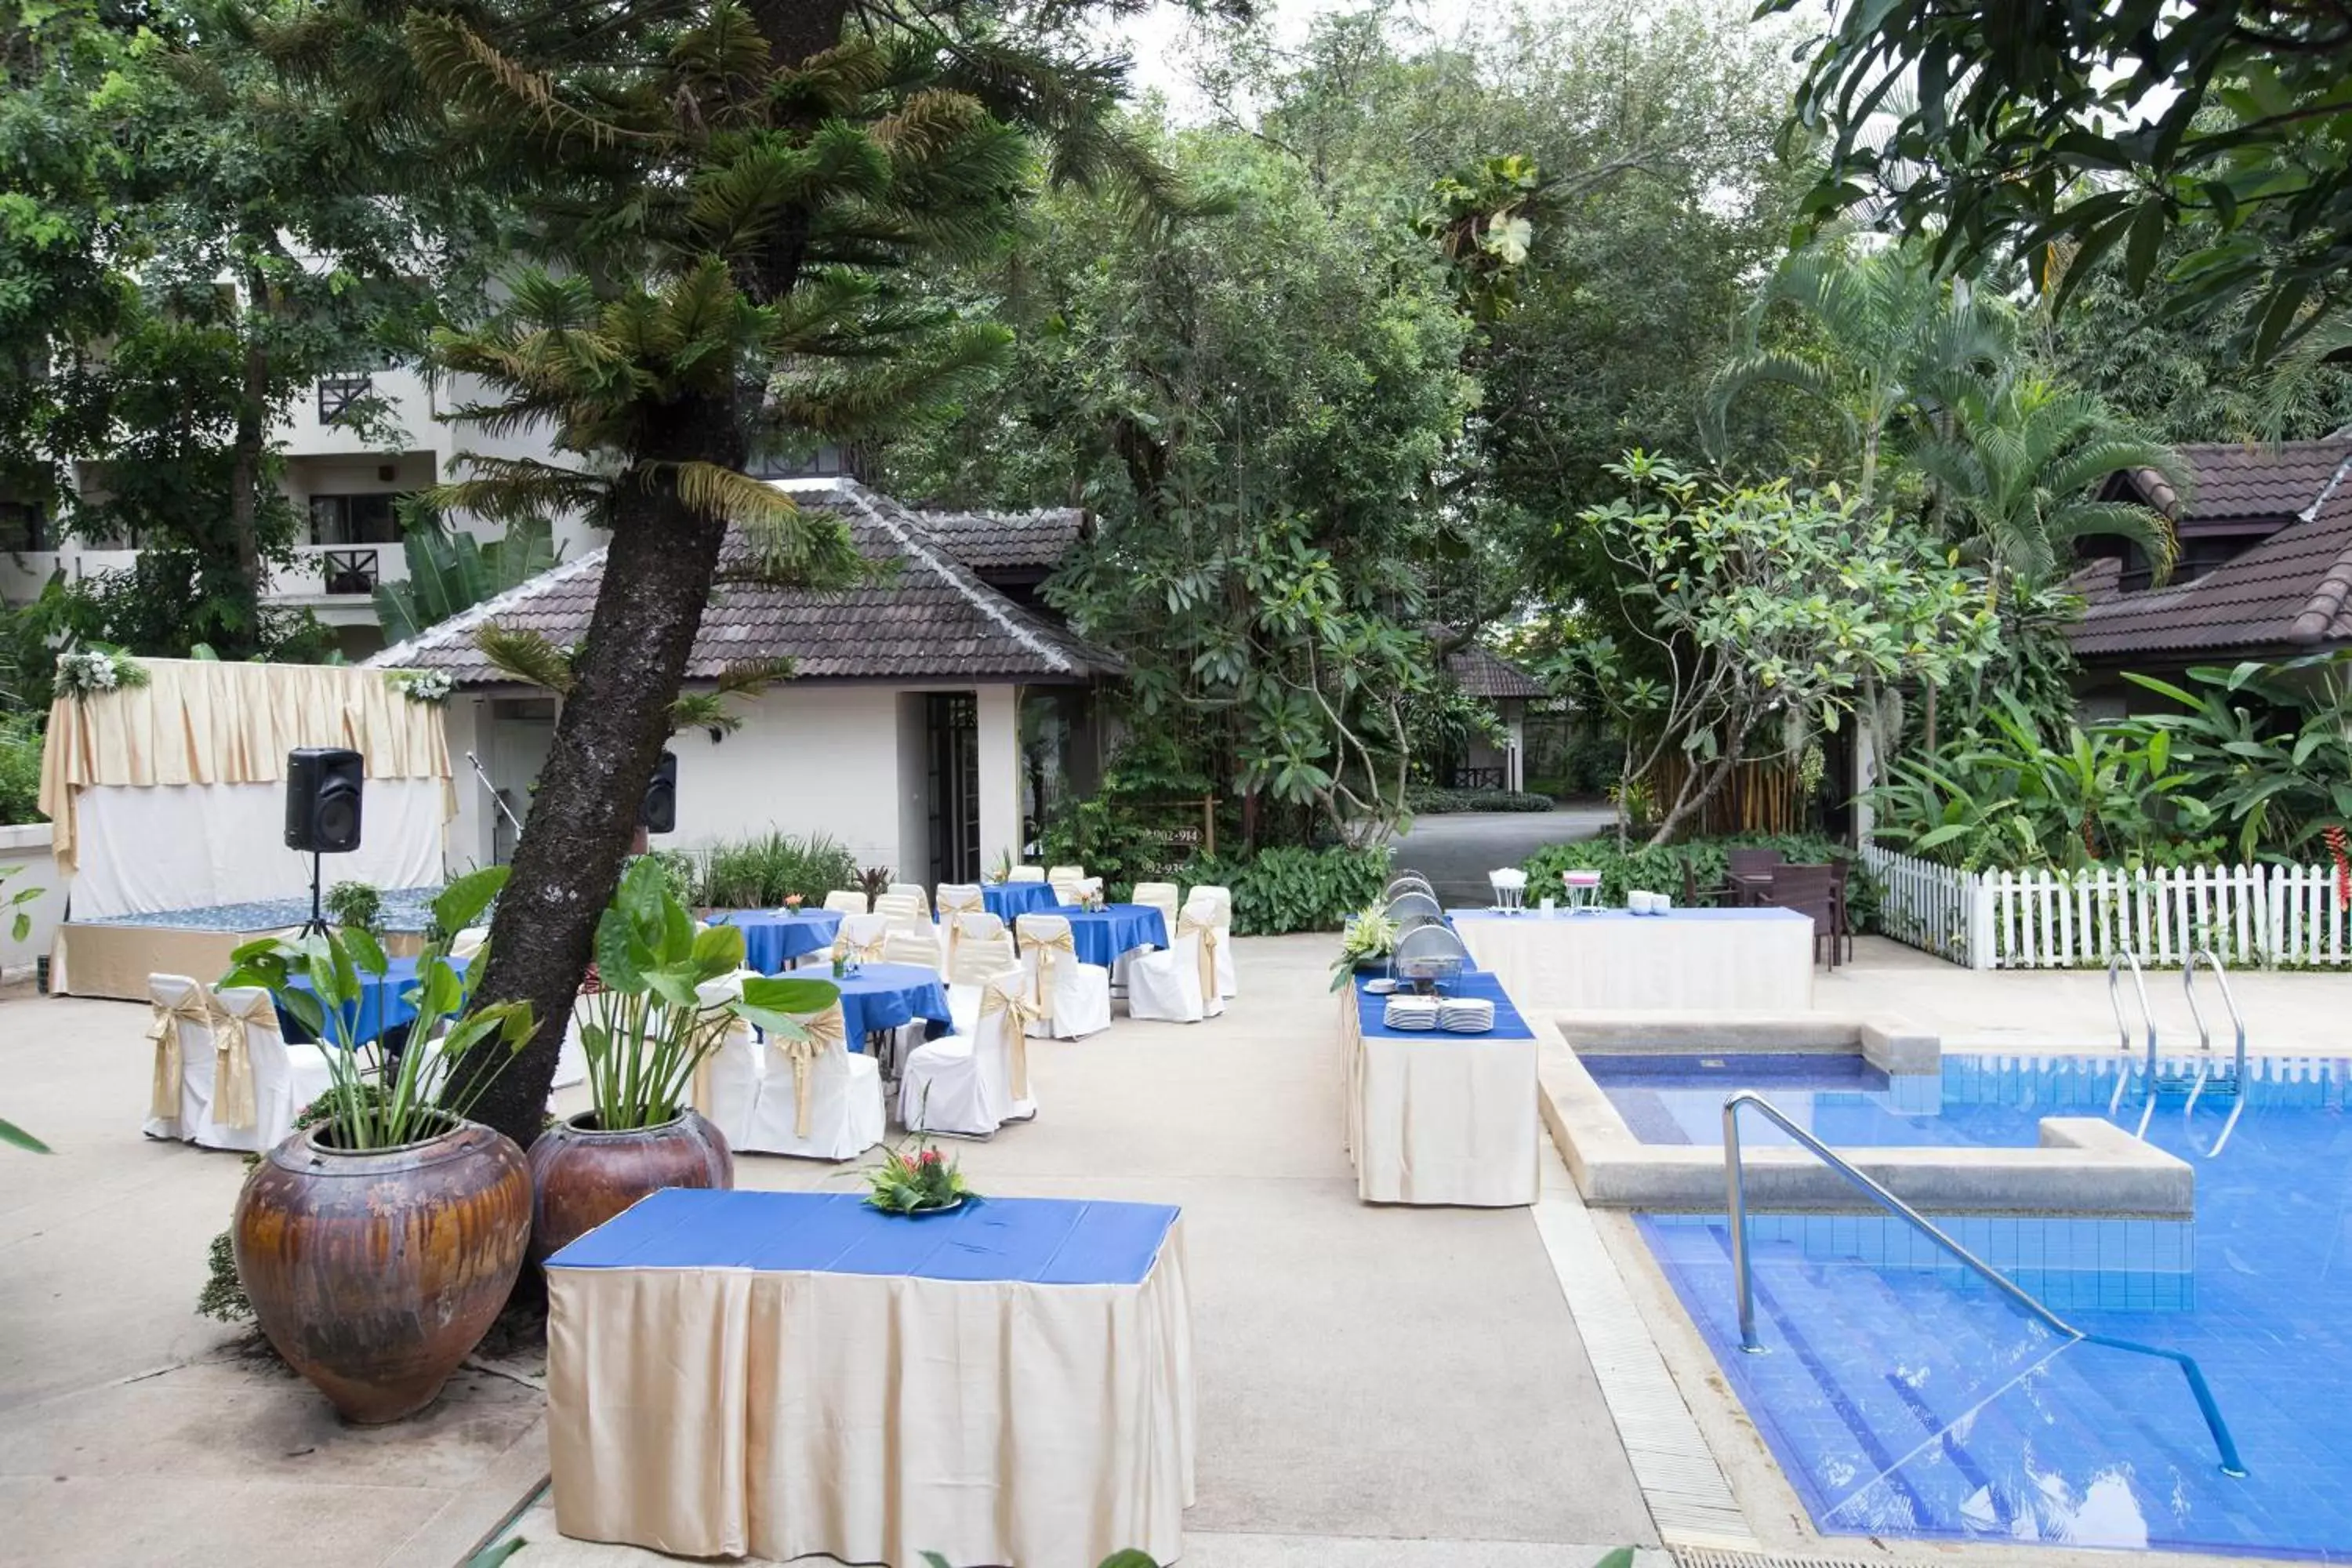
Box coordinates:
[976,687,1022,869]
[644,684,912,872]
[1,824,66,986]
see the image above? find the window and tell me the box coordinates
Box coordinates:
[747,444,861,480]
[0,501,45,554]
[317,373,374,425]
[309,492,406,546]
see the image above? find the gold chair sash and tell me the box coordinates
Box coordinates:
[1177,910,1221,1001]
[209,989,278,1130]
[833,931,889,965]
[938,891,982,968]
[147,991,217,1123]
[978,982,1044,1099]
[1023,927,1076,1019]
[774,1006,847,1138]
[684,1008,739,1115]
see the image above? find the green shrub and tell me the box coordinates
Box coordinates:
[695,831,861,908]
[0,713,42,826]
[1184,844,1392,935]
[1559,734,1622,796]
[323,880,383,933]
[1522,832,1877,928]
[1404,786,1556,815]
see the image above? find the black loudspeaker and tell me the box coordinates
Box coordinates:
[639,750,677,835]
[285,747,365,853]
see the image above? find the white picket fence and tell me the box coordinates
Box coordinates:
[1858,844,2352,970]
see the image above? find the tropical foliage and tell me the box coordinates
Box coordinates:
[1522,832,1875,924]
[691,832,862,911]
[372,513,564,644]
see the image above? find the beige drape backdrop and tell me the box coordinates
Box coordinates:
[38,659,453,873]
[546,1230,1196,1568]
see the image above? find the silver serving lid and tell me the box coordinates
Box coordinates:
[1390,922,1470,984]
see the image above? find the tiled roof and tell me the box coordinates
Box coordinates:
[1446,641,1547,699]
[2122,438,2352,522]
[916,506,1087,572]
[366,479,1120,686]
[2071,485,2352,659]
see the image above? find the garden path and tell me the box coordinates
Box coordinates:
[1389,807,1613,906]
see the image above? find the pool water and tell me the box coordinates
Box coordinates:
[1629,1054,2352,1561]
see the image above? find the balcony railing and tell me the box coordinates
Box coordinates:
[1448,765,1506,791]
[319,548,381,595]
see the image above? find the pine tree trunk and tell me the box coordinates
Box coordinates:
[463,402,734,1152]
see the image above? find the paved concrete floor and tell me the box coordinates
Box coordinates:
[0,938,1659,1567]
[1389,808,1613,904]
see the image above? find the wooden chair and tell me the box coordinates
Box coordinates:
[1723,848,1784,907]
[1828,856,1856,964]
[1762,862,1838,968]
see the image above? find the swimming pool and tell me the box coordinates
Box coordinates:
[1628,1053,2352,1560]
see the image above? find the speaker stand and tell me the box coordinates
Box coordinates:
[296,851,332,942]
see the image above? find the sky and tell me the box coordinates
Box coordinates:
[1098,0,1490,124]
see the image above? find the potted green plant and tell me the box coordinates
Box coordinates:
[525,858,839,1261]
[324,879,383,934]
[220,866,535,1423]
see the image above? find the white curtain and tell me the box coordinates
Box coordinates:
[71,780,446,920]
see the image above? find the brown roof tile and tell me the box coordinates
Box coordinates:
[2071,485,2352,659]
[367,480,1120,686]
[2124,438,2352,522]
[916,506,1087,572]
[1446,642,1547,699]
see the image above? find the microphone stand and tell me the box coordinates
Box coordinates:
[465,750,528,844]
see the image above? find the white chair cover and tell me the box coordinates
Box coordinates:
[883,926,943,971]
[898,967,1038,1137]
[1190,885,1236,997]
[1131,882,1179,934]
[689,975,763,1132]
[711,997,883,1161]
[1008,865,1047,882]
[872,891,928,932]
[1047,864,1086,882]
[935,884,984,968]
[946,913,1017,1033]
[143,973,216,1141]
[191,985,338,1153]
[1126,931,1207,1024]
[1047,874,1084,907]
[1013,913,1112,1040]
[823,889,869,914]
[884,882,931,918]
[833,913,891,964]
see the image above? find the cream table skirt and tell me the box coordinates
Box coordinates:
[1450,907,1815,1014]
[1342,973,1541,1207]
[546,1190,1194,1568]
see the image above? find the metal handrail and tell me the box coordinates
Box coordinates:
[2183,948,2251,1157]
[1722,1091,2245,1478]
[2107,949,2159,1128]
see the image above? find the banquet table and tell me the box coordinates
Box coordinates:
[546,1188,1194,1568]
[829,962,953,1047]
[1341,968,1539,1207]
[1448,906,1815,1014]
[278,955,469,1045]
[982,880,1060,925]
[710,909,843,973]
[1050,903,1169,968]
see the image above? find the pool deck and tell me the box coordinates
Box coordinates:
[2,932,2343,1568]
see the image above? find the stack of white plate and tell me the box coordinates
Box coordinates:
[1438,997,1495,1033]
[1382,995,1440,1031]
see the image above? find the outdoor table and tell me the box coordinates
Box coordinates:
[1051,902,1169,968]
[1341,968,1538,1207]
[829,961,953,1050]
[709,909,842,973]
[278,954,469,1046]
[545,1188,1194,1568]
[1447,906,1815,1014]
[981,880,1059,925]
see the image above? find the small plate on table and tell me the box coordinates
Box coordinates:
[1363,977,1398,994]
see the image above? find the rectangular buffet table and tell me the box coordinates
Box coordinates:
[1449,906,1816,1014]
[546,1189,1194,1568]
[1341,969,1540,1207]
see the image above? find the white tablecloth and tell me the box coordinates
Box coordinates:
[546,1190,1194,1568]
[1342,974,1540,1207]
[1450,907,1815,1014]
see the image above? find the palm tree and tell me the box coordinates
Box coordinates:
[1909,374,2185,602]
[1702,243,2016,503]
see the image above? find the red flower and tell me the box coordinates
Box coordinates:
[919,1147,943,1164]
[2329,824,2350,912]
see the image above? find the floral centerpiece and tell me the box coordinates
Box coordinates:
[54,645,148,699]
[1330,905,1400,990]
[782,892,804,912]
[383,668,454,705]
[862,1136,975,1215]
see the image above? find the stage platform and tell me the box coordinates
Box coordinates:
[52,887,439,1002]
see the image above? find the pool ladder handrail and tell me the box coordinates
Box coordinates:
[2182,948,2250,1156]
[1721,1091,2247,1479]
[2107,949,2161,1132]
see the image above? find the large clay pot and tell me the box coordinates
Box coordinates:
[235,1118,529,1425]
[526,1109,732,1264]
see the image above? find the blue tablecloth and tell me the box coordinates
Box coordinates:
[546,1188,1180,1284]
[1049,904,1169,968]
[279,955,470,1045]
[830,961,953,1046]
[982,881,1059,924]
[1353,967,1532,1042]
[713,909,844,973]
